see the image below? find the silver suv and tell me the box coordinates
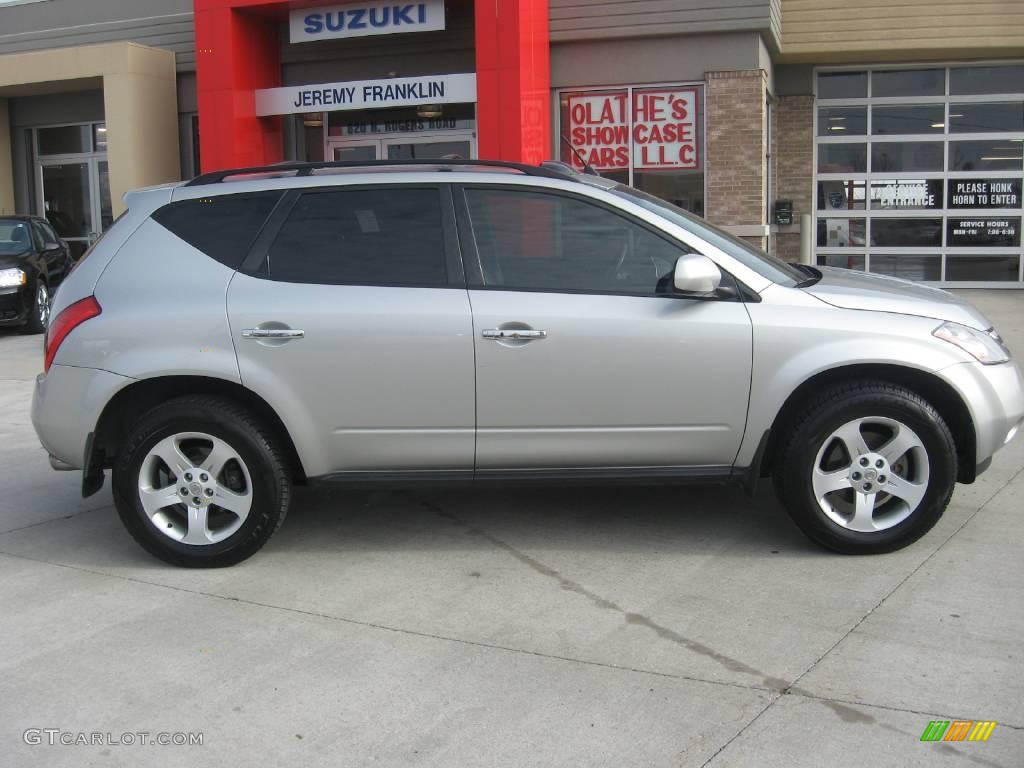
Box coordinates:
[31,160,1024,567]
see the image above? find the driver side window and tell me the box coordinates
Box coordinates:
[464,188,690,295]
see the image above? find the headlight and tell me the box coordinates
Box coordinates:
[0,267,27,288]
[933,322,1011,365]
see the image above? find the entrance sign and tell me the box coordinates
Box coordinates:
[870,179,942,210]
[565,86,702,172]
[290,0,445,43]
[255,74,476,117]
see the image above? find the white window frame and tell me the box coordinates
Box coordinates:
[813,61,1024,288]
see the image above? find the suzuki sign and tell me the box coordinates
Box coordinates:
[290,0,446,43]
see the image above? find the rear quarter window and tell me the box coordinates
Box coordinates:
[152,191,281,269]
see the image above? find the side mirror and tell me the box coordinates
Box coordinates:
[673,253,722,296]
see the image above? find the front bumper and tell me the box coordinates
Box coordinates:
[942,359,1024,473]
[0,285,29,326]
[31,364,134,469]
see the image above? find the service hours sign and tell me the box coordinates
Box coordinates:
[946,217,1021,247]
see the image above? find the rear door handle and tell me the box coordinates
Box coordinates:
[241,328,305,339]
[481,329,547,340]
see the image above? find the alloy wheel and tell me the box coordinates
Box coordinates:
[37,283,50,329]
[138,432,253,545]
[811,416,930,533]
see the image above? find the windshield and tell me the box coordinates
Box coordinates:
[609,185,805,288]
[0,220,32,256]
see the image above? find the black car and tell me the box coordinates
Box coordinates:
[0,216,72,334]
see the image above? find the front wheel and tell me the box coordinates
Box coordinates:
[773,381,957,554]
[113,396,291,567]
[21,279,50,335]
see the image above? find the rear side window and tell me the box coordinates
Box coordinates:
[153,192,281,268]
[267,188,447,286]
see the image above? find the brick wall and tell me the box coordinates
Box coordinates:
[705,69,767,249]
[772,94,814,262]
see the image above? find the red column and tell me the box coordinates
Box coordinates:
[194,0,552,171]
[475,0,551,164]
[195,0,284,172]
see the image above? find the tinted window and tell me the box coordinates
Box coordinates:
[268,188,446,286]
[871,69,944,97]
[950,66,1024,95]
[611,184,805,287]
[38,221,61,246]
[949,140,1024,172]
[465,188,686,295]
[949,102,1024,133]
[29,222,47,250]
[818,72,867,99]
[871,142,943,172]
[871,218,942,247]
[153,192,281,269]
[0,220,32,255]
[818,144,867,173]
[818,107,867,136]
[871,105,944,135]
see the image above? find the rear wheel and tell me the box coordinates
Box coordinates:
[113,396,290,567]
[773,381,957,554]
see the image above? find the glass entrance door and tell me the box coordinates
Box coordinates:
[326,131,476,163]
[329,143,378,162]
[37,157,111,261]
[39,162,90,260]
[383,133,474,160]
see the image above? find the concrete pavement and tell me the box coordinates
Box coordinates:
[1,289,1022,767]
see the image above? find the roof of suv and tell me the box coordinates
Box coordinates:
[184,159,614,190]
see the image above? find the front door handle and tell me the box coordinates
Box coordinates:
[481,329,547,340]
[241,328,305,339]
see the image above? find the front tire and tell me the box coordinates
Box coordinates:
[113,396,291,567]
[21,279,49,335]
[773,381,957,554]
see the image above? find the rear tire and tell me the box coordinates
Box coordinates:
[773,380,957,554]
[112,396,290,567]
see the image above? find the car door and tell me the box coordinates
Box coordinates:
[456,184,753,472]
[227,184,475,478]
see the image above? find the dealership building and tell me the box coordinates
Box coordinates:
[0,0,1022,285]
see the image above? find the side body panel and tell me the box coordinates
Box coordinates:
[736,285,988,468]
[31,365,134,468]
[227,273,476,478]
[54,219,241,386]
[470,290,754,468]
[48,186,175,319]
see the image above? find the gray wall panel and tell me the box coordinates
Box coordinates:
[0,0,195,70]
[9,89,105,127]
[549,0,776,45]
[551,32,763,89]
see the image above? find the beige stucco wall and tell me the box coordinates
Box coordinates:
[780,0,1024,62]
[0,42,180,217]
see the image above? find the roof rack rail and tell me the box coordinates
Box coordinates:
[184,158,580,187]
